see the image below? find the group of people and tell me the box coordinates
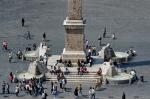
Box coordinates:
[74,84,83,97]
[57,73,67,92]
[14,77,44,96]
[89,87,96,99]
[49,73,67,96]
[74,85,96,99]
[50,66,62,75]
[2,73,48,98]
[77,66,88,75]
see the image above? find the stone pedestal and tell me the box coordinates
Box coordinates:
[62,19,86,63]
[62,48,86,63]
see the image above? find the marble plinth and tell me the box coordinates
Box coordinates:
[62,48,86,63]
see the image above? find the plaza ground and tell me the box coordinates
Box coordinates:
[0,0,150,99]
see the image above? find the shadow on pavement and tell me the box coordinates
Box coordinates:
[96,87,106,91]
[121,60,150,68]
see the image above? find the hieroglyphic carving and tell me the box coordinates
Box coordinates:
[68,0,82,20]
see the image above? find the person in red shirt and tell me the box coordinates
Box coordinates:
[8,72,13,83]
[2,40,8,50]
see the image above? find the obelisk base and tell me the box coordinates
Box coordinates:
[62,48,86,64]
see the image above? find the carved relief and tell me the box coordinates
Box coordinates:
[68,0,82,20]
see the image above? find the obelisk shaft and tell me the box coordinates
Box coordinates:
[68,0,82,20]
[62,0,86,63]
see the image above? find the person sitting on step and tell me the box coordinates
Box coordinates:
[97,68,102,76]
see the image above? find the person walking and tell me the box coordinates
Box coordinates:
[85,40,89,49]
[98,36,102,46]
[89,87,92,99]
[2,40,8,50]
[78,84,83,96]
[5,83,10,94]
[43,32,46,40]
[21,18,25,27]
[91,87,95,99]
[122,92,126,99]
[8,72,13,83]
[52,82,58,98]
[41,90,48,99]
[89,87,95,99]
[74,87,78,99]
[103,27,106,38]
[2,81,5,94]
[51,81,54,93]
[15,85,19,96]
[89,58,93,67]
[33,43,37,50]
[27,31,31,39]
[112,33,115,40]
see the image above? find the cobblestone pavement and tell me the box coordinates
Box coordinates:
[0,0,150,99]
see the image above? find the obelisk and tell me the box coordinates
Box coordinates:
[62,0,86,63]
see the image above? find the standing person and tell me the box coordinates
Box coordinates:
[2,40,8,50]
[8,52,13,63]
[43,32,46,40]
[27,31,31,39]
[91,87,95,99]
[89,58,93,67]
[88,48,92,57]
[62,78,66,92]
[15,85,19,96]
[5,83,10,94]
[112,33,115,40]
[98,36,102,46]
[85,40,89,49]
[41,90,48,99]
[52,82,58,97]
[8,72,13,83]
[74,87,78,99]
[2,81,5,94]
[78,84,83,96]
[89,87,92,99]
[51,81,54,93]
[21,18,25,27]
[33,43,36,50]
[59,79,63,90]
[103,27,106,38]
[122,92,126,99]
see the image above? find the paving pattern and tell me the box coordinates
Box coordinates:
[0,0,150,99]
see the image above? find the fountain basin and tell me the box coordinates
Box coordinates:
[106,73,132,84]
[15,71,44,80]
[24,51,38,61]
[112,52,129,63]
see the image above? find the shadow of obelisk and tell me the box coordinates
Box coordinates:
[62,0,86,64]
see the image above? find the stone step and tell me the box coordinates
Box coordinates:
[46,72,97,75]
[46,80,96,83]
[46,74,98,77]
[46,78,97,83]
[46,75,101,83]
[47,76,100,79]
